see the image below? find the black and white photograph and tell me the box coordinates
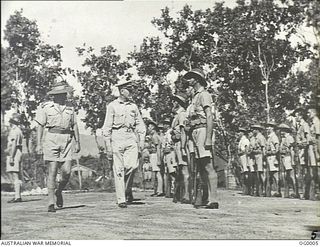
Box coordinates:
[1,0,319,241]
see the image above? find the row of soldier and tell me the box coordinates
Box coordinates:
[5,67,318,212]
[236,106,319,200]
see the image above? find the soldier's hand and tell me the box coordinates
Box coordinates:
[204,138,212,150]
[106,151,113,161]
[74,142,81,153]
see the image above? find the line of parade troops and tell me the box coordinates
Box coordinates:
[5,68,318,212]
[140,68,220,209]
[236,106,320,201]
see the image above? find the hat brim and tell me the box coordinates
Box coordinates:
[148,121,158,129]
[173,95,187,105]
[251,125,264,130]
[9,118,20,125]
[47,89,70,95]
[183,71,207,86]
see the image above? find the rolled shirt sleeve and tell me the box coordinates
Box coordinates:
[34,107,46,127]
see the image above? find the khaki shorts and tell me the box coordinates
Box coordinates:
[6,151,22,173]
[174,142,187,166]
[299,148,306,165]
[267,155,278,172]
[164,151,176,174]
[254,154,263,172]
[308,145,317,166]
[150,153,160,172]
[247,156,254,172]
[43,132,73,162]
[239,154,248,173]
[192,127,212,159]
[282,155,293,170]
[188,139,195,153]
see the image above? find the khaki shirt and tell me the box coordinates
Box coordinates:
[296,120,310,144]
[103,98,146,142]
[238,135,250,155]
[253,132,266,154]
[35,102,76,129]
[310,116,320,140]
[7,125,23,154]
[188,86,212,126]
[280,134,294,155]
[172,107,187,139]
[266,132,279,154]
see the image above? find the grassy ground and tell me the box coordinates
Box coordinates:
[1,189,319,240]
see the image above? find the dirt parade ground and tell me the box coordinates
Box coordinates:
[1,189,319,240]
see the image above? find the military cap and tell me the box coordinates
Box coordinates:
[289,107,304,116]
[251,124,264,130]
[9,113,21,125]
[148,120,158,129]
[158,123,164,129]
[264,121,277,128]
[172,92,188,105]
[238,127,249,132]
[163,117,171,124]
[277,123,292,132]
[115,80,133,88]
[48,81,73,95]
[183,68,207,86]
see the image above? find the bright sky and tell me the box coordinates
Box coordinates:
[1,0,315,134]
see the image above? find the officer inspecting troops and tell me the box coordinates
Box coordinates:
[183,68,219,209]
[35,81,81,212]
[171,92,190,203]
[103,80,146,208]
[5,113,24,203]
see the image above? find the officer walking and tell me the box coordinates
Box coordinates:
[35,81,81,212]
[6,113,24,203]
[183,68,219,209]
[103,80,146,208]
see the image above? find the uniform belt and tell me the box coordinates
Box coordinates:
[112,126,134,132]
[48,128,73,135]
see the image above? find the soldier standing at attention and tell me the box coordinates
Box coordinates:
[172,92,190,203]
[295,110,312,200]
[147,120,165,197]
[251,124,267,196]
[265,122,281,197]
[183,68,219,209]
[247,128,256,196]
[162,118,177,198]
[35,81,81,212]
[307,105,320,200]
[277,123,299,198]
[103,80,146,208]
[237,127,251,195]
[6,113,24,203]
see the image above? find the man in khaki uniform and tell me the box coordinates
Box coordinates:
[6,113,24,203]
[277,123,299,198]
[251,124,266,196]
[183,68,218,209]
[307,105,320,200]
[265,122,281,197]
[35,81,81,212]
[172,92,190,203]
[103,80,146,208]
[295,110,313,200]
[237,127,251,195]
